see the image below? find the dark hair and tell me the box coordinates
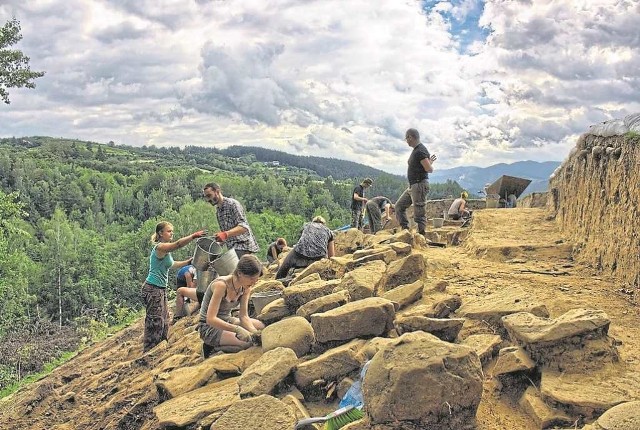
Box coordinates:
[276,237,287,247]
[405,128,420,141]
[203,182,221,192]
[234,254,263,277]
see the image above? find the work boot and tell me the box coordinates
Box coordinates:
[202,343,215,360]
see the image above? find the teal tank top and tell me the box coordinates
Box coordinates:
[145,244,174,288]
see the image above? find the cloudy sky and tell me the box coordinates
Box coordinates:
[1,0,638,175]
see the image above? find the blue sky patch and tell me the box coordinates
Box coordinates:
[422,0,491,53]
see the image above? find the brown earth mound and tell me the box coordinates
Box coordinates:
[0,208,638,430]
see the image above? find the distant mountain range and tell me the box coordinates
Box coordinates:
[430,161,561,197]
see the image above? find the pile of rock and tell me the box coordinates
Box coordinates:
[150,227,638,430]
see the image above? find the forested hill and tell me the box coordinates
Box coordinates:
[218,145,404,181]
[0,136,465,395]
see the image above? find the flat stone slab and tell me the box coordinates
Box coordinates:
[502,308,610,345]
[541,368,640,417]
[395,316,465,342]
[211,394,297,430]
[519,386,573,429]
[154,377,239,428]
[457,288,549,328]
[492,346,535,376]
[238,347,298,397]
[459,334,503,364]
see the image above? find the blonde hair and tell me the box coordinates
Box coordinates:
[461,191,469,199]
[151,221,172,243]
[312,216,326,224]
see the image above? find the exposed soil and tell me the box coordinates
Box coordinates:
[0,208,637,430]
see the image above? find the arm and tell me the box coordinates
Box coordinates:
[353,192,367,203]
[239,287,259,333]
[420,154,437,174]
[156,230,205,257]
[217,202,250,240]
[270,246,278,261]
[327,240,335,258]
[384,203,392,219]
[460,200,466,212]
[171,258,192,270]
[185,271,196,289]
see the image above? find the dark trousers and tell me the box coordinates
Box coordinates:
[275,249,323,280]
[366,201,383,234]
[141,282,168,352]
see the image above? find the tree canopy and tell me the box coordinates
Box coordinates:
[0,18,45,104]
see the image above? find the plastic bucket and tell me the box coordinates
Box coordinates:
[432,218,444,228]
[193,237,223,271]
[251,290,283,315]
[212,249,239,276]
[196,269,217,296]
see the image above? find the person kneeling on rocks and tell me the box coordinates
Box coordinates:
[197,254,265,358]
[275,216,335,281]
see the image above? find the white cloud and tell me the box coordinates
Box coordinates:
[1,0,639,175]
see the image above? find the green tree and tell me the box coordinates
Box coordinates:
[0,18,45,104]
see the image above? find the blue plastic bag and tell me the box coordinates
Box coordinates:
[339,360,371,409]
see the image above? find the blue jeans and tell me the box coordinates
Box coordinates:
[395,181,429,234]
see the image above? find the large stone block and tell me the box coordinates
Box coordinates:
[382,280,423,309]
[257,298,292,325]
[502,309,616,370]
[362,331,483,429]
[335,260,386,301]
[293,340,366,388]
[261,316,315,358]
[311,297,396,343]
[211,394,297,430]
[154,377,240,428]
[394,315,465,342]
[382,253,426,292]
[296,290,350,320]
[239,347,298,397]
[283,279,341,311]
[456,287,549,329]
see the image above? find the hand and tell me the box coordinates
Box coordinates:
[215,231,229,242]
[430,154,437,162]
[234,326,252,343]
[191,230,206,239]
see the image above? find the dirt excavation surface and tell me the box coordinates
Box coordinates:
[0,207,638,430]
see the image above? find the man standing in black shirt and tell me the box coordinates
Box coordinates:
[395,128,437,235]
[350,177,373,230]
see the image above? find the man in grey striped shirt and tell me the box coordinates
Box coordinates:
[203,182,259,257]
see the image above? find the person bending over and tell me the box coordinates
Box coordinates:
[275,216,335,280]
[365,196,394,234]
[197,254,265,358]
[266,237,288,265]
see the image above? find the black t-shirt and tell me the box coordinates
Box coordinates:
[407,143,431,185]
[351,184,365,210]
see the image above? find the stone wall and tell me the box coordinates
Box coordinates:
[519,192,548,208]
[548,132,639,288]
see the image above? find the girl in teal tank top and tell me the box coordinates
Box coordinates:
[141,221,206,352]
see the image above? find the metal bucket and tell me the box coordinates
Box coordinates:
[251,290,283,315]
[211,249,239,276]
[196,269,217,296]
[193,237,223,271]
[432,218,444,228]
